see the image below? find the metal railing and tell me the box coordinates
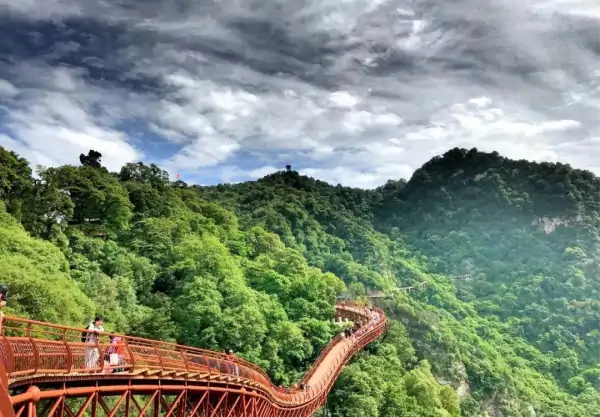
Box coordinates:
[2,302,386,408]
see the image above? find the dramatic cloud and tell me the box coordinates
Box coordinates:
[0,0,599,187]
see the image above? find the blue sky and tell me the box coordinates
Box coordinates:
[0,0,599,188]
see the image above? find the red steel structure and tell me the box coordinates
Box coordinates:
[1,302,386,417]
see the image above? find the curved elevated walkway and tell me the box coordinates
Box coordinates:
[1,302,386,417]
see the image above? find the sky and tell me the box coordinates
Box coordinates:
[0,0,599,188]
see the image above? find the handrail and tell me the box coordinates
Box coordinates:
[299,302,370,385]
[1,302,386,409]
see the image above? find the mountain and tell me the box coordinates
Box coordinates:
[375,148,600,370]
[1,145,600,416]
[197,149,600,416]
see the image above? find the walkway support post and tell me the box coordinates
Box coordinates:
[0,363,15,417]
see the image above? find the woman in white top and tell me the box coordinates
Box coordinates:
[84,316,104,369]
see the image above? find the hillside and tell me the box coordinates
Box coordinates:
[197,151,600,416]
[0,147,457,417]
[1,145,600,416]
[374,148,600,390]
[375,149,600,368]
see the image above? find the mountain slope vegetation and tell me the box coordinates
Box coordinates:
[1,145,599,416]
[375,148,600,373]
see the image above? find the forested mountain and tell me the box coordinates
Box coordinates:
[1,145,599,417]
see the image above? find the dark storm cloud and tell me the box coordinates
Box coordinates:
[0,0,599,187]
[0,17,166,93]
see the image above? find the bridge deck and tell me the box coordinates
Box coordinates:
[1,302,386,417]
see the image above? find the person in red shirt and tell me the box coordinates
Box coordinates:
[108,336,125,372]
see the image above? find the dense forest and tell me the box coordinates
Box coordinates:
[1,145,599,416]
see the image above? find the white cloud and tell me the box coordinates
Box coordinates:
[535,0,600,19]
[0,0,599,187]
[10,123,138,171]
[0,80,19,98]
[329,91,360,108]
[302,164,414,189]
[400,97,586,169]
[1,65,140,171]
[166,136,240,171]
[218,165,280,183]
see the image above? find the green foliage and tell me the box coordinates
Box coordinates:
[0,202,93,324]
[2,145,600,416]
[329,347,458,417]
[0,147,343,385]
[0,147,33,220]
[41,165,133,230]
[197,159,600,416]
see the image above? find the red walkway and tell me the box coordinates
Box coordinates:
[0,302,386,417]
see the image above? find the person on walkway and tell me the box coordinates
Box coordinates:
[0,285,7,306]
[226,349,239,377]
[107,335,125,372]
[84,316,104,369]
[0,285,7,335]
[0,285,8,369]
